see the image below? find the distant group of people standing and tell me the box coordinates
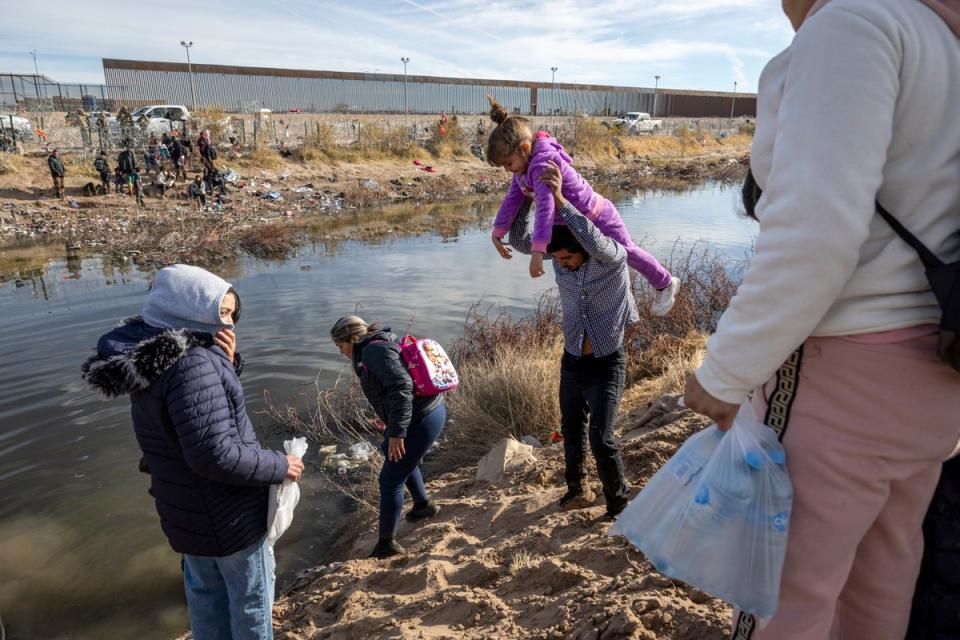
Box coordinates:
[46,128,227,208]
[78,0,958,638]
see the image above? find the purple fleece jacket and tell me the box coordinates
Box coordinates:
[491,133,604,254]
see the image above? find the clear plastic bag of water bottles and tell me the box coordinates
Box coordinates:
[608,403,793,619]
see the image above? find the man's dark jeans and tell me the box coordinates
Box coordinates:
[559,348,629,510]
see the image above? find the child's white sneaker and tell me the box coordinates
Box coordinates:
[651,276,681,316]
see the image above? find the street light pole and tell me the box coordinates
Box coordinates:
[551,66,557,87]
[180,41,198,109]
[401,57,410,123]
[653,74,660,116]
[30,49,45,127]
[730,80,738,120]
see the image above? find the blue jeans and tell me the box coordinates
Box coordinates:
[378,402,446,538]
[183,537,275,640]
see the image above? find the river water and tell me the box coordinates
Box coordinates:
[0,182,755,639]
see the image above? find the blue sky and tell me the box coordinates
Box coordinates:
[1,0,794,92]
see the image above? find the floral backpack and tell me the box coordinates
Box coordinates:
[367,335,460,396]
[397,335,460,396]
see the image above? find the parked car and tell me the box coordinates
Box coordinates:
[0,113,34,140]
[126,105,192,135]
[613,112,662,134]
[288,108,302,113]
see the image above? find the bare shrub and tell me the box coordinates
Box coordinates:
[563,117,618,160]
[625,242,743,384]
[238,222,305,259]
[265,374,384,513]
[427,115,470,160]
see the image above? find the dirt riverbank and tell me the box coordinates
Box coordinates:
[269,395,731,640]
[0,136,750,269]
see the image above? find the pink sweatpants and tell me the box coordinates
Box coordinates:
[736,334,960,640]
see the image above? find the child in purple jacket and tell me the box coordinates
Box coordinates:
[486,96,680,315]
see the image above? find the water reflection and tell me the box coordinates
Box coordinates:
[0,182,755,639]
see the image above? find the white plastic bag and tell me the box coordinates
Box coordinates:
[267,437,308,546]
[609,403,793,619]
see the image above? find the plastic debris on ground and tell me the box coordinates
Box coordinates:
[223,170,239,182]
[521,435,542,448]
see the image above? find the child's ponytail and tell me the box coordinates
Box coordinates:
[486,94,510,126]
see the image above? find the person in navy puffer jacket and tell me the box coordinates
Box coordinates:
[82,264,303,640]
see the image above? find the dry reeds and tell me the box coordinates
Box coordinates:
[265,374,385,513]
[563,117,619,160]
[235,146,285,170]
[625,242,742,384]
[427,116,471,160]
[0,152,26,176]
[301,122,428,164]
[238,222,304,259]
[62,154,100,178]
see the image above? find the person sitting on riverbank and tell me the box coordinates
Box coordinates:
[204,166,229,197]
[507,161,634,519]
[151,170,175,199]
[82,264,303,640]
[486,95,680,316]
[331,316,446,559]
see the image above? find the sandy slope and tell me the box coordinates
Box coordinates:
[272,397,732,640]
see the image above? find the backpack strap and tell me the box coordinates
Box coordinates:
[876,202,944,268]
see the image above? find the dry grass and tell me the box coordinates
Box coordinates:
[563,117,619,160]
[301,122,429,165]
[625,243,742,384]
[620,133,752,158]
[426,116,471,160]
[444,334,564,466]
[265,375,385,513]
[238,222,305,259]
[508,550,544,576]
[0,153,27,176]
[62,154,100,178]
[235,146,285,169]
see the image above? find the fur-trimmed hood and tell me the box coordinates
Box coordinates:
[82,316,212,397]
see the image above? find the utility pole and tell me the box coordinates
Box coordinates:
[653,74,660,116]
[180,41,198,109]
[730,80,738,120]
[30,49,44,128]
[401,57,410,123]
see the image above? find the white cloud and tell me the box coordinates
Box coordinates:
[0,0,792,91]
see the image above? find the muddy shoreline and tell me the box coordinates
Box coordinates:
[0,150,748,271]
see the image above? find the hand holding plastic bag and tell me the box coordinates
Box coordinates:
[267,437,308,546]
[608,403,793,619]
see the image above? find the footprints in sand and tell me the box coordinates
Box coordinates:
[275,419,732,638]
